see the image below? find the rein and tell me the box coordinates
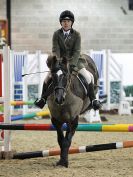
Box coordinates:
[55,86,66,92]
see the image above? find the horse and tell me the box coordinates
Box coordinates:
[46,54,99,168]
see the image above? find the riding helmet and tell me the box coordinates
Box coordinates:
[59,10,75,23]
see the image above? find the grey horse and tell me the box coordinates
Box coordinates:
[46,54,99,167]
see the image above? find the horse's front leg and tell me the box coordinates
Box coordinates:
[51,117,66,166]
[61,116,79,168]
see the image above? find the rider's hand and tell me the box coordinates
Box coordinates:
[69,65,78,73]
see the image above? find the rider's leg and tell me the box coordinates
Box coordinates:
[34,73,52,109]
[78,68,101,110]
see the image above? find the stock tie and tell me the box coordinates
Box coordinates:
[64,33,68,41]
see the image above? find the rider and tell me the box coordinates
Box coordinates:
[34,10,101,110]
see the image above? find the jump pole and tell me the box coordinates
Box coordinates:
[12,140,133,159]
[0,110,50,122]
[10,100,35,106]
[1,123,133,132]
[0,100,35,105]
[11,109,50,121]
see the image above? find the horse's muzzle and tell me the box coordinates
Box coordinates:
[55,96,65,105]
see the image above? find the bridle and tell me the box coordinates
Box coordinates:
[52,66,72,98]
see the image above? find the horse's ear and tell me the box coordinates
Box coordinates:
[46,55,52,68]
[53,55,57,63]
[46,55,57,68]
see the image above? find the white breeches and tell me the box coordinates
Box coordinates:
[44,68,94,85]
[79,68,94,84]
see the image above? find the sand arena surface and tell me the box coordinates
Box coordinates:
[1,114,133,177]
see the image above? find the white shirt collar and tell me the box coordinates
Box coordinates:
[63,29,70,35]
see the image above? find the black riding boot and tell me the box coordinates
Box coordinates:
[87,82,102,110]
[34,82,48,109]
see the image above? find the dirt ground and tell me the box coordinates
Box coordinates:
[1,114,133,177]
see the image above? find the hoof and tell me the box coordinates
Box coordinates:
[56,159,68,168]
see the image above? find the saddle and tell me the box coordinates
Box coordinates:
[77,73,88,96]
[72,72,98,97]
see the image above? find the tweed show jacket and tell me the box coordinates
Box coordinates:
[52,28,85,69]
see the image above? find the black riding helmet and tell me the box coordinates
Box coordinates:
[59,10,75,23]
